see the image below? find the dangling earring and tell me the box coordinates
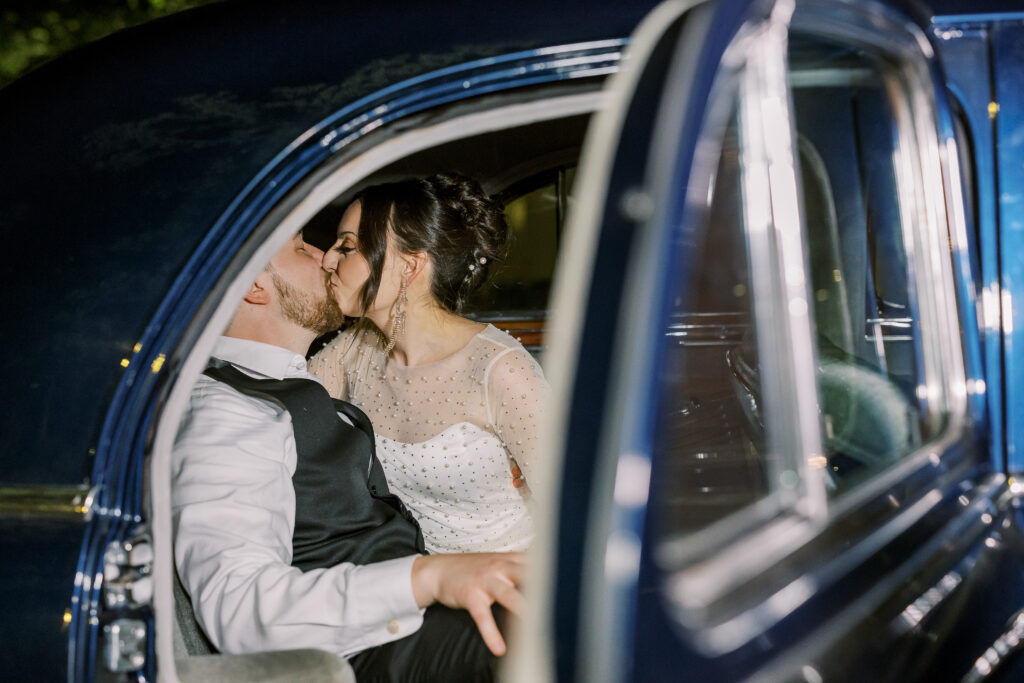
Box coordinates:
[382,277,407,356]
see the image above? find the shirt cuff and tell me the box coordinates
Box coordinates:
[343,554,425,655]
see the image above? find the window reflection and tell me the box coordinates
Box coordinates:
[651,103,771,536]
[790,38,935,493]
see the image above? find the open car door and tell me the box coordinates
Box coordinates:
[514,0,1024,681]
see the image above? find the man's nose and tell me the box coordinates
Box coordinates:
[321,239,341,272]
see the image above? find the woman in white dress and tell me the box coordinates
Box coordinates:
[309,174,547,553]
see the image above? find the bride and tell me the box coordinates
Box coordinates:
[309,173,547,553]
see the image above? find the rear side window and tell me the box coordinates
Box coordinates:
[467,166,576,317]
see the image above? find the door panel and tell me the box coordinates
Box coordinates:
[534,0,1014,681]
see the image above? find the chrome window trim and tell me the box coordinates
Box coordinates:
[656,0,824,602]
[789,0,970,523]
[0,483,95,520]
[738,0,825,520]
[146,89,606,682]
[563,0,796,675]
[655,0,972,654]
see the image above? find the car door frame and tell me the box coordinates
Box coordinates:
[528,0,1002,680]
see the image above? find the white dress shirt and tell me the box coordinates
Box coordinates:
[172,336,424,658]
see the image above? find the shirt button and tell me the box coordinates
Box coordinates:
[386,620,400,634]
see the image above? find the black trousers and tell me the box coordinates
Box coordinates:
[348,604,501,682]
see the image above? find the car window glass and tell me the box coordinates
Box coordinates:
[649,100,770,535]
[466,166,576,317]
[789,34,941,494]
[647,31,956,538]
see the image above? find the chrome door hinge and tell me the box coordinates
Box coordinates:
[103,618,147,672]
[101,530,153,673]
[103,532,153,610]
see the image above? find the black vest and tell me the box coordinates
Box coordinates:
[203,363,425,571]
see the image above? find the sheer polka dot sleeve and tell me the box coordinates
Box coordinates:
[485,348,549,490]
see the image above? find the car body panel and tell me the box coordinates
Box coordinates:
[991,21,1024,476]
[0,0,653,487]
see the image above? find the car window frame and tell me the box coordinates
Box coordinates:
[146,84,609,677]
[649,0,975,657]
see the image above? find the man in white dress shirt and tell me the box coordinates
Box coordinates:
[172,231,523,680]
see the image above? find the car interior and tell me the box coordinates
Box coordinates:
[300,112,590,358]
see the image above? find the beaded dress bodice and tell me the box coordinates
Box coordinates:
[309,323,547,553]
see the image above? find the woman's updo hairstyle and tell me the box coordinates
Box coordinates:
[353,173,507,314]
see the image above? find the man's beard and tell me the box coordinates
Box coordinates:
[270,271,344,335]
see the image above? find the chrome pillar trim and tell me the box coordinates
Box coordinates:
[963,608,1024,682]
[740,0,828,520]
[0,483,95,520]
[885,61,965,432]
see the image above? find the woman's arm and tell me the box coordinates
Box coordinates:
[485,348,550,491]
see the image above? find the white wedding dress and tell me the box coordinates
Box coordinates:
[309,323,546,553]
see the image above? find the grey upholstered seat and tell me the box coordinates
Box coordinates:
[172,566,355,682]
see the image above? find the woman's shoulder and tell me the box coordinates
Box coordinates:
[477,324,546,381]
[477,323,527,353]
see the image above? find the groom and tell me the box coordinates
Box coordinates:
[172,231,523,680]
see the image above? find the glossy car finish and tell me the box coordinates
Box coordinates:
[990,20,1024,476]
[931,5,1024,477]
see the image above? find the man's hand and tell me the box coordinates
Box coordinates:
[510,463,526,489]
[411,553,525,656]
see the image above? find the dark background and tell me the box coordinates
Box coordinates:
[0,0,221,89]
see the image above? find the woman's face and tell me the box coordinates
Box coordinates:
[322,200,405,321]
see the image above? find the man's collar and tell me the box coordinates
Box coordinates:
[212,336,308,380]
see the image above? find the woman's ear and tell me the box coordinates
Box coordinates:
[403,251,430,284]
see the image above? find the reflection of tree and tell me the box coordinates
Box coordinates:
[81,41,534,172]
[0,0,221,89]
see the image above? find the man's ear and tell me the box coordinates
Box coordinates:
[243,273,272,305]
[403,251,429,284]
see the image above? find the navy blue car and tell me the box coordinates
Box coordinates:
[4,0,1024,680]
